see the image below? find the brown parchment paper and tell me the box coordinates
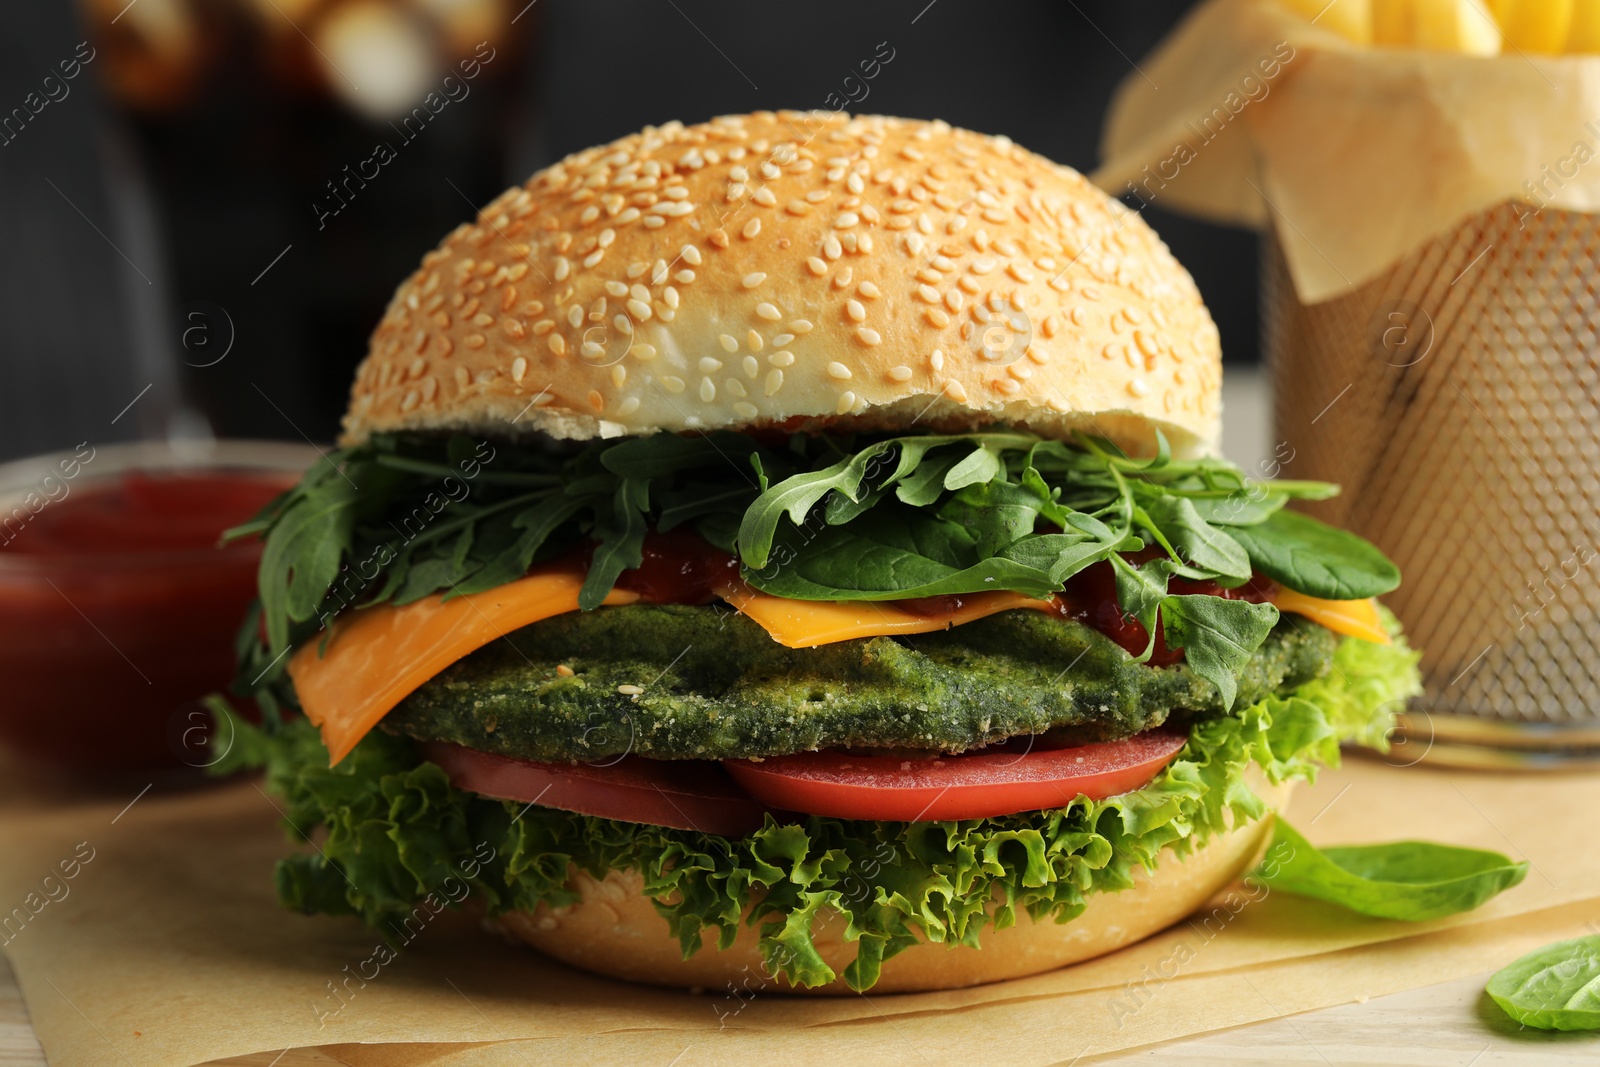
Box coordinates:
[1,758,1596,1067]
[1093,0,1600,303]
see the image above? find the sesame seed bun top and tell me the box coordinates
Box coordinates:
[342,112,1221,455]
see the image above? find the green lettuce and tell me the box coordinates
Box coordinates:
[217,628,1419,992]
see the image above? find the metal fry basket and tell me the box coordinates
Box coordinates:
[1265,201,1600,768]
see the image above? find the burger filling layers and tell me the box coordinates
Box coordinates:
[224,426,1421,989]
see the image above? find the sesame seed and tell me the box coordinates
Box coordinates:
[743,218,762,239]
[675,269,696,284]
[581,342,605,360]
[465,334,486,349]
[627,299,653,321]
[554,257,571,281]
[856,327,882,346]
[823,235,842,260]
[753,187,777,207]
[606,281,629,297]
[755,303,782,322]
[917,284,939,303]
[927,308,952,328]
[1128,378,1150,397]
[699,377,717,402]
[733,401,759,418]
[630,283,650,302]
[742,272,767,289]
[764,369,784,395]
[612,365,628,388]
[807,257,828,276]
[618,396,641,415]
[745,329,763,352]
[633,344,657,361]
[889,365,913,382]
[834,212,860,229]
[930,349,945,371]
[583,250,604,268]
[401,389,419,412]
[770,333,794,346]
[567,306,584,328]
[661,375,686,393]
[789,319,814,334]
[768,350,795,367]
[719,334,739,353]
[859,281,881,299]
[833,267,854,290]
[743,355,760,378]
[598,228,616,247]
[587,390,604,412]
[699,357,724,373]
[642,216,665,229]
[725,377,748,399]
[827,362,853,380]
[548,334,567,356]
[681,244,703,266]
[969,258,996,275]
[846,299,867,322]
[617,684,644,695]
[943,379,968,402]
[786,200,812,216]
[532,319,555,335]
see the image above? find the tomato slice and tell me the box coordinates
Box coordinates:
[721,728,1191,822]
[421,741,774,837]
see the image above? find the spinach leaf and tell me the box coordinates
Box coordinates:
[1486,937,1600,1031]
[581,476,650,610]
[743,507,1064,600]
[256,478,359,651]
[1159,595,1280,709]
[1253,820,1528,921]
[1229,509,1400,599]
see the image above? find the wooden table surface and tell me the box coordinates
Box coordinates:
[3,952,1593,1067]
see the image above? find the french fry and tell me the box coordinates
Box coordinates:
[1567,0,1600,49]
[1494,0,1575,52]
[1280,0,1376,43]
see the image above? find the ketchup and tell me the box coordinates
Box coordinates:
[0,470,290,772]
[613,528,741,604]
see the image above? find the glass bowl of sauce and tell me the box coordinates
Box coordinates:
[0,440,314,773]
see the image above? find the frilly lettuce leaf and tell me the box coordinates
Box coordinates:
[216,625,1421,991]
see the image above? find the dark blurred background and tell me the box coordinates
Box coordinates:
[0,0,1255,463]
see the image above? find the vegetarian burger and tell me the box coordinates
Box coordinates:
[228,112,1421,994]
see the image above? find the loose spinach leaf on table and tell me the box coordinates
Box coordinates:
[1486,936,1600,1031]
[1251,820,1528,921]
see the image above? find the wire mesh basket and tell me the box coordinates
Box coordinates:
[1265,201,1600,768]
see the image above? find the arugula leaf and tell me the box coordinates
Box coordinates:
[1253,820,1528,921]
[257,479,359,651]
[1140,496,1253,581]
[1486,937,1600,1031]
[1159,596,1280,709]
[581,477,650,610]
[1110,555,1174,639]
[1229,509,1400,599]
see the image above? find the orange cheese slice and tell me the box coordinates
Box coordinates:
[718,582,1058,649]
[289,572,640,764]
[1266,587,1390,645]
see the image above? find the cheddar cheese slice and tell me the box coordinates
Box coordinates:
[718,582,1058,648]
[1266,587,1390,645]
[289,572,640,764]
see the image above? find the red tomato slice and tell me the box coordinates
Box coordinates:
[721,728,1191,822]
[421,741,774,837]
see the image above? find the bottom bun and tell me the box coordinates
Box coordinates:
[497,775,1290,994]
